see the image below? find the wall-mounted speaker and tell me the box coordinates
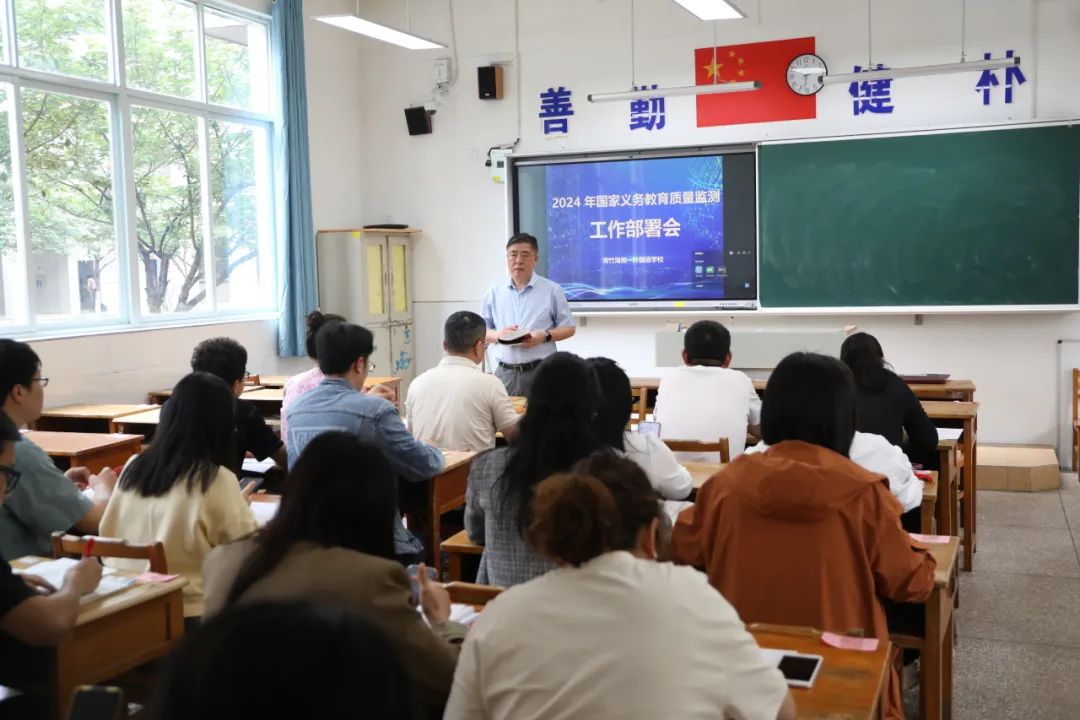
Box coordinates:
[478,65,504,100]
[404,106,432,135]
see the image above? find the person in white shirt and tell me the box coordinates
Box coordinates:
[445,451,795,720]
[654,320,761,462]
[588,357,691,501]
[406,311,520,452]
[746,431,924,523]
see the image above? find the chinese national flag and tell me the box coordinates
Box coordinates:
[695,37,816,127]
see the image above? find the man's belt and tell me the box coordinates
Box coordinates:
[498,359,543,372]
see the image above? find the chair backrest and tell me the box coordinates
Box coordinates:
[51,532,168,574]
[1073,369,1079,422]
[445,582,503,607]
[662,437,731,463]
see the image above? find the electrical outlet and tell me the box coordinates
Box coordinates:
[434,59,451,85]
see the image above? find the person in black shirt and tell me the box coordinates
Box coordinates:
[191,338,287,474]
[841,332,939,467]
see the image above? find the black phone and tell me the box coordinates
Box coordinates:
[68,686,124,720]
[777,654,823,687]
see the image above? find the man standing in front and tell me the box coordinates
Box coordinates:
[482,233,576,396]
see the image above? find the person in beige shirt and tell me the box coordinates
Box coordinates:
[406,311,520,451]
[101,372,256,618]
[446,452,795,720]
[203,431,465,711]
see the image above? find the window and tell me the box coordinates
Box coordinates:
[0,0,277,335]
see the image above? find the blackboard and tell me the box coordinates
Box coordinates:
[758,124,1080,308]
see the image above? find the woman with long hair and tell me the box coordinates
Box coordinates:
[446,452,795,720]
[280,309,345,438]
[840,331,938,466]
[202,431,464,708]
[100,372,256,619]
[464,352,606,587]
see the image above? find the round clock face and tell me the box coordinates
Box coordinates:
[786,53,827,95]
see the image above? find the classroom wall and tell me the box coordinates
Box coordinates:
[354,0,1080,451]
[20,0,363,407]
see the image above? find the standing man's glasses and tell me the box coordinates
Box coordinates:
[32,376,49,387]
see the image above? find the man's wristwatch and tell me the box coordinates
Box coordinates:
[544,330,553,343]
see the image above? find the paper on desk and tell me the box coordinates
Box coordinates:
[909,533,951,544]
[242,457,276,474]
[250,500,279,527]
[417,603,482,628]
[821,632,879,652]
[14,558,131,604]
[936,427,964,442]
[136,571,180,583]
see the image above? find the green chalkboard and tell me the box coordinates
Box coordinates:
[758,125,1080,308]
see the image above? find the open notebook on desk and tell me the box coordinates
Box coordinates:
[937,428,964,442]
[14,557,134,604]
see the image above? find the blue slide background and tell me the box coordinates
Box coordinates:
[545,155,725,300]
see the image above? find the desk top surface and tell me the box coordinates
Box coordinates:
[39,404,153,420]
[23,430,143,455]
[241,387,284,401]
[921,401,980,420]
[441,450,476,473]
[752,628,889,719]
[926,537,960,586]
[11,557,186,626]
[114,407,162,425]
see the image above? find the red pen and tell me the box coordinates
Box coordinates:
[83,537,95,559]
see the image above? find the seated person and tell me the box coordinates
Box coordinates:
[745,430,924,524]
[589,357,691,501]
[281,309,343,439]
[0,339,116,561]
[0,409,102,718]
[190,337,286,472]
[841,332,938,467]
[406,310,520,452]
[285,322,443,565]
[672,351,936,720]
[203,432,464,708]
[654,320,760,461]
[446,452,795,720]
[465,353,606,587]
[153,601,418,720]
[101,372,257,619]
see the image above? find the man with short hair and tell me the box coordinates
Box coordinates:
[654,320,761,461]
[0,340,116,561]
[407,311,521,452]
[190,337,287,473]
[482,233,576,396]
[286,322,444,563]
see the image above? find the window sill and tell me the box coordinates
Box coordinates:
[11,311,281,344]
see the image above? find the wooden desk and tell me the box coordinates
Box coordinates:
[23,431,142,473]
[510,396,526,415]
[907,380,976,402]
[257,375,290,388]
[922,401,979,571]
[426,451,477,566]
[111,408,161,437]
[239,387,284,416]
[441,529,483,582]
[895,537,959,720]
[10,558,186,720]
[686,460,725,490]
[752,627,890,720]
[921,471,939,534]
[33,405,153,434]
[935,439,961,537]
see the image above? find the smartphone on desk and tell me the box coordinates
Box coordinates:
[777,653,824,688]
[68,686,125,720]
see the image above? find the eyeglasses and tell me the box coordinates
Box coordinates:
[0,465,21,496]
[32,376,48,387]
[507,251,535,261]
[367,359,376,372]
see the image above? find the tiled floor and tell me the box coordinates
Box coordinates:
[952,473,1080,719]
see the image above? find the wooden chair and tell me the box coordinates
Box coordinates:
[1073,369,1080,471]
[441,529,483,582]
[50,532,168,574]
[445,582,503,607]
[662,437,731,463]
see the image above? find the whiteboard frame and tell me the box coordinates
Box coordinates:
[756,118,1080,314]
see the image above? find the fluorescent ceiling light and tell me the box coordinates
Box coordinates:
[817,56,1019,85]
[313,15,445,50]
[671,0,746,21]
[588,81,759,103]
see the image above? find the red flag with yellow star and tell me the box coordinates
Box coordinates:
[695,37,816,127]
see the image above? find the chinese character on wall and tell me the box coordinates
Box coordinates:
[976,50,1026,105]
[848,64,894,115]
[629,84,666,131]
[539,86,574,134]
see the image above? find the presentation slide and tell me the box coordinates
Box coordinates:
[514,152,757,309]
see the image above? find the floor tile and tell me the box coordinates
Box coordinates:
[968,525,1080,577]
[957,570,1080,646]
[976,491,1066,529]
[953,637,1080,720]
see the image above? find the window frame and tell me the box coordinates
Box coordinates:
[0,0,279,339]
